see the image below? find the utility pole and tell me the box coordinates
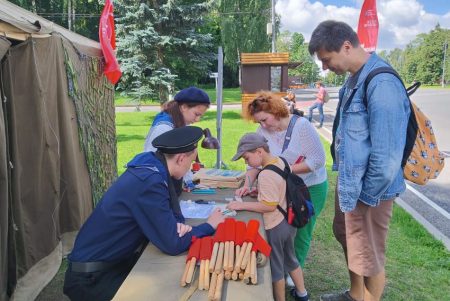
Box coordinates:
[68,0,72,31]
[442,40,448,88]
[271,0,276,53]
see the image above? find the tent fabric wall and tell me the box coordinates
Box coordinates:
[61,36,117,205]
[0,35,11,301]
[0,34,116,300]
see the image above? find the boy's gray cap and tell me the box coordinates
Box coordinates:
[231,133,268,161]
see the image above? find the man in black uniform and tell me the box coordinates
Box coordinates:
[64,126,224,301]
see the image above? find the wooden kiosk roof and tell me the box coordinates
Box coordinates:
[240,52,289,65]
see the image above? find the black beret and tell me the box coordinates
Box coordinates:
[152,126,203,154]
[174,87,210,105]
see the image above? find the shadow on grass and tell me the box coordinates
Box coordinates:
[201,111,242,121]
[117,134,145,143]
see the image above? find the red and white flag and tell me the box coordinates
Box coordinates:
[99,0,122,84]
[357,0,379,52]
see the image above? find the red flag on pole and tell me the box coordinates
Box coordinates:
[357,0,379,52]
[99,0,122,84]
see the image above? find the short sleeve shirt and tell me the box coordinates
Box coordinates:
[258,158,287,230]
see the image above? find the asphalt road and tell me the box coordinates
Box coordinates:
[303,87,450,250]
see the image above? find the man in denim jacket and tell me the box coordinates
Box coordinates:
[308,21,410,301]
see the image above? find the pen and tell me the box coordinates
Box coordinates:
[195,200,215,205]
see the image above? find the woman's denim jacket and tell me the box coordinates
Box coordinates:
[335,53,410,212]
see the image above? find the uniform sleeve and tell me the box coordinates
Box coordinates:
[144,123,173,152]
[132,178,214,256]
[257,170,283,206]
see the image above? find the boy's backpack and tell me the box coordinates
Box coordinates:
[261,157,314,228]
[323,90,330,103]
[363,67,445,185]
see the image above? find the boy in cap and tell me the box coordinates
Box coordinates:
[226,133,309,301]
[64,126,224,301]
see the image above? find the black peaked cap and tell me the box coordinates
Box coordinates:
[152,126,203,154]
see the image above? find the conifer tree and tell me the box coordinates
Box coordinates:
[115,0,214,102]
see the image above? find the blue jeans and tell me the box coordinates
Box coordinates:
[308,102,324,126]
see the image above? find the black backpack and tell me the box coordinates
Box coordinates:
[261,157,314,228]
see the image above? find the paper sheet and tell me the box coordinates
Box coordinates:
[180,201,231,219]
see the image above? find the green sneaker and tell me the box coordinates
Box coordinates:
[320,290,359,301]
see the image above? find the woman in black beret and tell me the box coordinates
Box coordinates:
[143,86,211,152]
[143,86,211,194]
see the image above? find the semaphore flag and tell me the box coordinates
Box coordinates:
[99,0,122,84]
[357,0,379,52]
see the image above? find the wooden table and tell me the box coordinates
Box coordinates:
[113,189,273,301]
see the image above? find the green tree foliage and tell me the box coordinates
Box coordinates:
[10,0,101,41]
[277,30,319,84]
[218,0,271,72]
[115,0,215,102]
[323,72,346,87]
[379,25,450,85]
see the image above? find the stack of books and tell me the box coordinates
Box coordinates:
[192,168,245,189]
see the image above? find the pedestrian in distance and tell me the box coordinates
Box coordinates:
[282,90,297,114]
[308,81,327,128]
[63,126,225,301]
[308,20,410,301]
[227,132,310,301]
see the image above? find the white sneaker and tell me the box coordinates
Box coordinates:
[286,274,295,287]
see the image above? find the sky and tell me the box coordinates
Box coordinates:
[276,0,450,51]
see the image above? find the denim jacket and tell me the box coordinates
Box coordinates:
[335,53,410,212]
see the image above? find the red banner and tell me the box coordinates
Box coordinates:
[357,0,379,52]
[99,0,122,84]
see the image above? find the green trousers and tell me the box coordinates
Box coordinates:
[294,180,328,267]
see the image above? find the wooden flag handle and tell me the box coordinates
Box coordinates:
[180,261,190,287]
[240,242,253,270]
[243,255,251,284]
[214,242,225,274]
[209,242,219,273]
[198,259,205,290]
[231,270,239,281]
[234,242,247,272]
[204,259,210,290]
[213,272,225,301]
[223,241,229,271]
[250,251,257,284]
[186,257,197,284]
[208,272,218,300]
[227,241,235,272]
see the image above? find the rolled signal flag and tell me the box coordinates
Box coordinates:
[357,0,379,52]
[99,0,122,84]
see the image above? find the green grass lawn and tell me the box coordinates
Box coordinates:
[37,110,449,301]
[115,87,242,106]
[116,110,450,300]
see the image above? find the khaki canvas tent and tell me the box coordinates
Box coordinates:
[0,1,117,300]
